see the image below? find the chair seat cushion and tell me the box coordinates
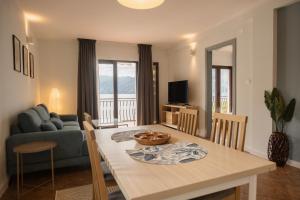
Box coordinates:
[63,121,80,127]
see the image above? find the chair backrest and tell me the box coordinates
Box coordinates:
[177,108,198,136]
[83,121,109,200]
[84,112,93,126]
[210,113,248,151]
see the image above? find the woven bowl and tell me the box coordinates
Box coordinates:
[134,131,170,146]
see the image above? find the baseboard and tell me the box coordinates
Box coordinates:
[287,159,300,169]
[0,178,8,198]
[244,147,268,159]
[245,146,300,169]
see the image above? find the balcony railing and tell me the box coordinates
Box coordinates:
[212,96,230,113]
[98,98,136,124]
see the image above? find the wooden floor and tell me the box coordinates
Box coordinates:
[1,165,300,200]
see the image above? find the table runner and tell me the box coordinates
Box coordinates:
[126,142,207,165]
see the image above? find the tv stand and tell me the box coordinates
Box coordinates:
[160,104,196,129]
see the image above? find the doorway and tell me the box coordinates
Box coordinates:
[98,60,137,126]
[206,39,236,135]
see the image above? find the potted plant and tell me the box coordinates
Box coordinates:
[264,88,296,167]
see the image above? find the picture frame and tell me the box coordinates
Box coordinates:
[22,45,29,76]
[29,52,34,78]
[12,35,21,72]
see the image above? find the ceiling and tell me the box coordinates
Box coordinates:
[19,0,268,47]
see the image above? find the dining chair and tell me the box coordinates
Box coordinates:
[209,112,248,200]
[83,112,93,126]
[177,108,198,136]
[83,121,125,200]
[210,112,248,151]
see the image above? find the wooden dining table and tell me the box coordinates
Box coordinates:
[95,125,276,200]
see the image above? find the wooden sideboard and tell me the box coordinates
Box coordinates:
[161,104,197,129]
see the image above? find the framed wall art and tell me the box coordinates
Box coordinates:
[22,45,29,76]
[12,35,21,72]
[29,52,34,78]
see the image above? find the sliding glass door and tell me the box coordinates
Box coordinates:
[98,60,137,126]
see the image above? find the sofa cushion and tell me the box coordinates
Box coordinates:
[37,103,49,113]
[50,112,60,119]
[63,125,81,131]
[50,118,64,129]
[18,109,42,133]
[41,121,57,131]
[10,124,22,135]
[33,106,50,121]
[63,121,80,127]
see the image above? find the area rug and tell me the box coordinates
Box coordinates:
[55,184,92,200]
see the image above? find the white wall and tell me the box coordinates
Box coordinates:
[38,40,169,114]
[0,0,39,196]
[212,50,233,66]
[167,0,298,158]
[38,39,78,114]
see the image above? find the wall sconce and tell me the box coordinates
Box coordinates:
[190,42,197,56]
[49,88,61,113]
[190,48,196,56]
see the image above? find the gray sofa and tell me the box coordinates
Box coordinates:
[6,104,89,175]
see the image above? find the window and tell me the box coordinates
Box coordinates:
[212,66,232,114]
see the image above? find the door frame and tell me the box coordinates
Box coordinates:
[205,39,237,136]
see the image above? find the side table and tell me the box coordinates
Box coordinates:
[13,141,57,199]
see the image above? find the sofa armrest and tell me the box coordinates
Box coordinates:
[59,114,78,122]
[6,130,85,167]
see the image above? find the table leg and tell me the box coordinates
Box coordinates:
[50,148,55,190]
[20,154,23,192]
[248,175,257,200]
[16,153,20,199]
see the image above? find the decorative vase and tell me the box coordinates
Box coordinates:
[267,132,289,167]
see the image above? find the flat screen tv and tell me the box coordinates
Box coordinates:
[168,80,188,104]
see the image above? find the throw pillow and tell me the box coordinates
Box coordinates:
[41,121,57,131]
[50,117,64,129]
[50,112,60,119]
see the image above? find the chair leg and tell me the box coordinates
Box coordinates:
[235,186,241,200]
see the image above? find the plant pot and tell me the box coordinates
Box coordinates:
[267,132,289,167]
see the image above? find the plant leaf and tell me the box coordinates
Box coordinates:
[283,99,296,122]
[264,91,272,111]
[271,88,279,99]
[273,92,285,121]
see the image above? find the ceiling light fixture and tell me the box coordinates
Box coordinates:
[117,0,165,10]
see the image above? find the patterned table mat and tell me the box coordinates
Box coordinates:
[126,142,208,165]
[111,129,148,142]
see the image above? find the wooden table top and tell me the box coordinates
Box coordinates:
[13,141,57,154]
[96,125,276,200]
